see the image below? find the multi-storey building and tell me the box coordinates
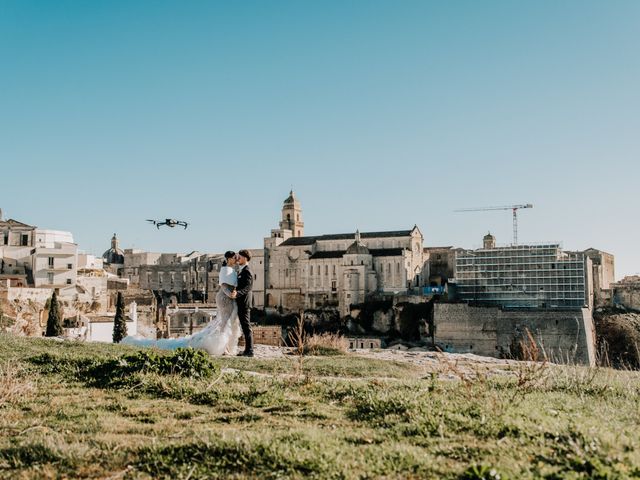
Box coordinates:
[264,192,428,315]
[0,212,77,290]
[127,248,265,308]
[454,234,591,309]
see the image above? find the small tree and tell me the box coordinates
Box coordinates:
[45,291,63,337]
[112,292,127,343]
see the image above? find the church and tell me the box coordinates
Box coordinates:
[264,192,428,315]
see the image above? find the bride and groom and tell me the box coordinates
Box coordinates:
[123,249,254,357]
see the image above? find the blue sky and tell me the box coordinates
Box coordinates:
[1,1,638,278]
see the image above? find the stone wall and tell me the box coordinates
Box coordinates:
[612,277,640,311]
[433,303,596,366]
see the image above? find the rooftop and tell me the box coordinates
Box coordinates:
[280,229,414,247]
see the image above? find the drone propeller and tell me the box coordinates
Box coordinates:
[146,219,156,224]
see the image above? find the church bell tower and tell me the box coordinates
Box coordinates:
[279,190,304,237]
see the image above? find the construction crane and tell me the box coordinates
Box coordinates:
[454,204,533,245]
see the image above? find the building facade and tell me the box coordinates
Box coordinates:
[0,215,78,290]
[454,236,591,309]
[264,192,427,315]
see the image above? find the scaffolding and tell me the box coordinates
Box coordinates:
[455,244,587,308]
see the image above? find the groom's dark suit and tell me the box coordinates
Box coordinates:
[235,264,254,354]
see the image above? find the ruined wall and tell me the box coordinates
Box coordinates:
[433,303,596,366]
[613,286,640,311]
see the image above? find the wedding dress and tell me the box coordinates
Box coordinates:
[121,266,242,355]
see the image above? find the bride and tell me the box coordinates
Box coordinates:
[122,251,242,355]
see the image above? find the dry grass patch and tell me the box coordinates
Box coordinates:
[303,333,349,356]
[0,363,35,407]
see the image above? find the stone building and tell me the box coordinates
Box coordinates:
[0,213,77,290]
[424,246,466,287]
[128,248,265,309]
[611,276,640,311]
[264,192,428,315]
[583,248,615,307]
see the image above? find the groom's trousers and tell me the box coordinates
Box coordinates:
[237,297,253,353]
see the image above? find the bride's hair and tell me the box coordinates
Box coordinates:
[222,250,236,267]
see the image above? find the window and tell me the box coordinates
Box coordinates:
[66,279,72,285]
[21,234,29,246]
[310,266,313,275]
[48,257,54,268]
[67,264,72,270]
[325,265,328,275]
[332,265,336,275]
[47,272,54,284]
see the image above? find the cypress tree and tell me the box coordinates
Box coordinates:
[45,291,63,337]
[112,292,127,343]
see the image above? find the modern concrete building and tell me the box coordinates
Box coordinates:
[454,236,590,309]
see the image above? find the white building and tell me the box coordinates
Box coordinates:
[31,230,78,289]
[264,192,428,315]
[86,302,138,342]
[0,213,78,290]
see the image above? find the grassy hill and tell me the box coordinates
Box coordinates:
[1,335,639,479]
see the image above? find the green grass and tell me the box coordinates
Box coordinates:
[1,334,639,479]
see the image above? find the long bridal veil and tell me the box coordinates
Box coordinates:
[122,291,241,355]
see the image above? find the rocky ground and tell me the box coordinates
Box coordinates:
[250,344,524,379]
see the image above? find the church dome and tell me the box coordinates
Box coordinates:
[103,233,125,264]
[345,230,370,255]
[346,241,370,255]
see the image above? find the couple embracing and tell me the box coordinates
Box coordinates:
[122,249,254,357]
[217,249,254,357]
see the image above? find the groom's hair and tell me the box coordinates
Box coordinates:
[238,249,251,261]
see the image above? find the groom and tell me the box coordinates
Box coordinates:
[234,249,254,357]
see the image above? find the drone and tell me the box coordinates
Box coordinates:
[146,219,189,229]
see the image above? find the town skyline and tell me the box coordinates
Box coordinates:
[2,1,638,278]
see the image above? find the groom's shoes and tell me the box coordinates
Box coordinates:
[237,351,254,357]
